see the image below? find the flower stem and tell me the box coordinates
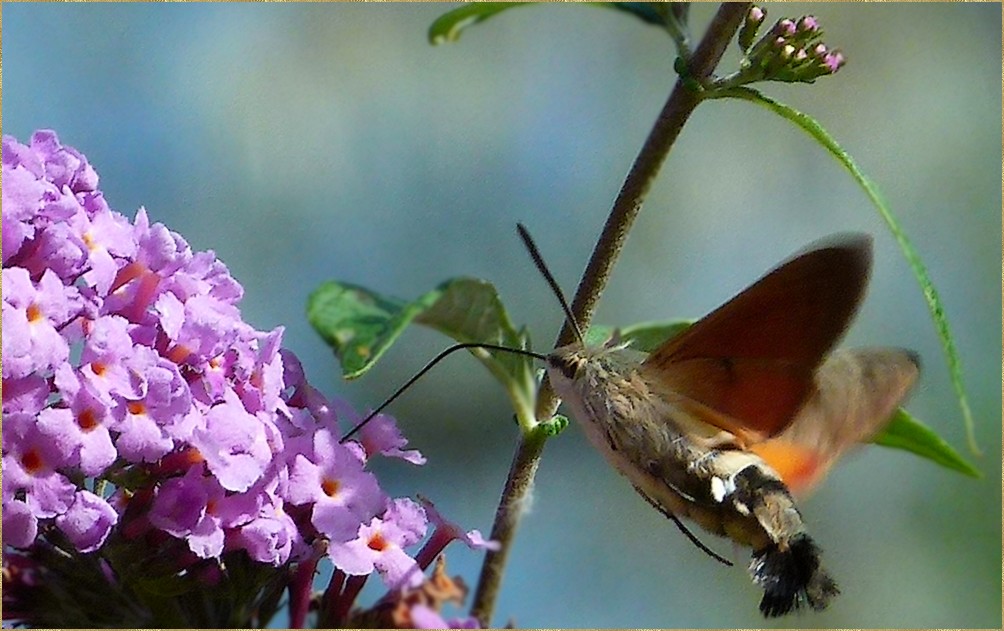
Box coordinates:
[469,4,751,626]
[469,425,548,625]
[288,555,319,628]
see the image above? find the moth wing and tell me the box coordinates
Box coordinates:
[643,234,873,438]
[750,348,920,495]
[653,358,816,446]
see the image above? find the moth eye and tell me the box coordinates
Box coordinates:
[548,354,580,379]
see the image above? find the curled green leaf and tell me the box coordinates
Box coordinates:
[307,280,432,380]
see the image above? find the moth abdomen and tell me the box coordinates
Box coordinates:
[726,465,839,616]
[750,534,840,617]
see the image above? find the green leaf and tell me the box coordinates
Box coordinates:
[428,3,529,45]
[873,409,981,478]
[604,3,667,27]
[620,319,694,352]
[428,2,666,46]
[307,280,433,380]
[308,278,538,427]
[586,319,693,351]
[707,86,980,456]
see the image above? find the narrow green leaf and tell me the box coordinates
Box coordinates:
[708,86,980,456]
[873,409,981,478]
[307,278,538,427]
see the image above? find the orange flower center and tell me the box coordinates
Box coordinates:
[77,408,99,431]
[26,303,42,323]
[367,532,389,552]
[20,448,44,474]
[321,478,341,497]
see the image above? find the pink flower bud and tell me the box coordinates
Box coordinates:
[824,51,845,73]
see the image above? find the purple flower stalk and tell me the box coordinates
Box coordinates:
[1,131,487,628]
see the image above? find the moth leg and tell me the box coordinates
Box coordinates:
[631,484,733,567]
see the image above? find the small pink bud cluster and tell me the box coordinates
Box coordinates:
[738,7,845,84]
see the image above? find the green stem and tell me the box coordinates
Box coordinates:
[469,3,751,626]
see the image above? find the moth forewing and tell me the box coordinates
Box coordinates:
[642,234,873,438]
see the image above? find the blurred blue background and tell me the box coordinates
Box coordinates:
[4,3,1000,627]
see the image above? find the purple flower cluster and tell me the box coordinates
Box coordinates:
[2,131,494,627]
[737,7,845,84]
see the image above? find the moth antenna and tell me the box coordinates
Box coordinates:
[516,223,586,346]
[340,342,546,443]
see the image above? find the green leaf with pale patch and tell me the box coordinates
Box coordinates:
[308,280,437,380]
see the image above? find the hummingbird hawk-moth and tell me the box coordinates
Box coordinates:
[535,231,919,616]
